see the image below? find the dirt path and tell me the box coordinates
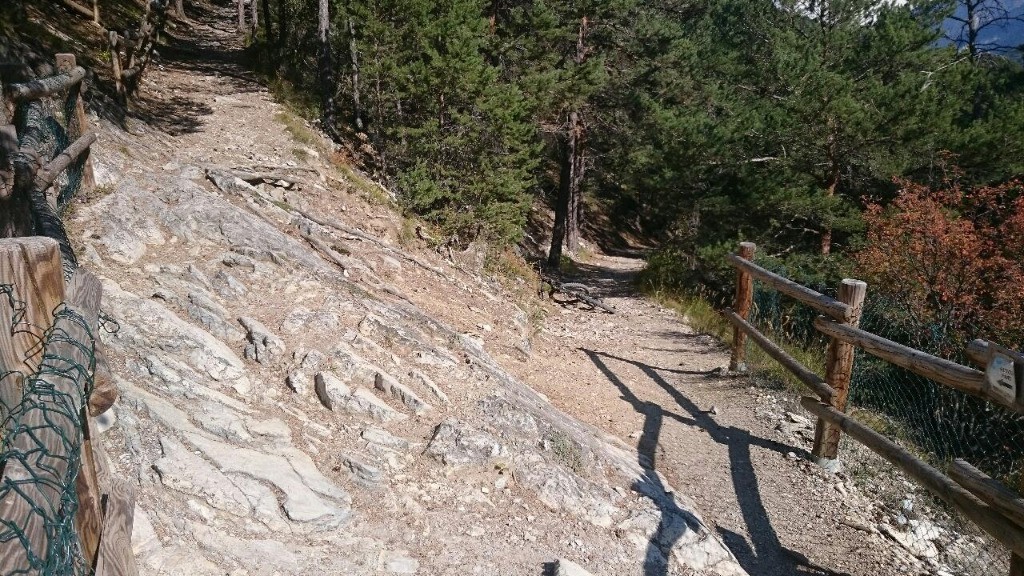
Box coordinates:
[512,254,919,576]
[80,5,936,575]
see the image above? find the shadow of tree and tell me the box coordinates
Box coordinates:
[583,348,852,576]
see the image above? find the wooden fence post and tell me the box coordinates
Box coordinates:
[0,238,66,415]
[729,242,756,372]
[812,278,867,461]
[55,53,95,207]
[108,32,125,104]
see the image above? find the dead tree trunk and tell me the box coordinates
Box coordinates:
[174,0,184,19]
[318,0,337,139]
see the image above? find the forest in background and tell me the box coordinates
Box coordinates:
[247,0,1024,353]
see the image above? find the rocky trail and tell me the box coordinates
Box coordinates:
[69,3,963,575]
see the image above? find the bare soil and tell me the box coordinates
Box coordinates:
[73,3,966,575]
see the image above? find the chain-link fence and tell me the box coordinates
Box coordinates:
[739,261,1020,575]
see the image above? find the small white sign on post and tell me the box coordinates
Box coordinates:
[986,348,1019,404]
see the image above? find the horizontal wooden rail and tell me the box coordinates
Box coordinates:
[723,309,834,401]
[967,339,989,368]
[725,254,852,321]
[809,317,1020,411]
[33,132,96,195]
[801,397,1024,558]
[950,459,1024,529]
[6,67,86,102]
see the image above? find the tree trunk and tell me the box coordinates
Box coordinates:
[173,0,183,19]
[318,0,337,139]
[821,119,839,256]
[348,17,364,132]
[565,109,584,253]
[277,0,288,47]
[547,134,571,269]
[548,15,589,267]
[261,0,272,42]
[249,0,258,35]
[548,109,585,268]
[237,0,245,32]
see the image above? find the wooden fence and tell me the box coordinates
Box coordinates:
[724,241,1024,574]
[1,53,137,575]
[108,0,170,103]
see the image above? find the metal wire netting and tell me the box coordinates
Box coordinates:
[742,266,1018,576]
[0,68,93,574]
[0,282,95,575]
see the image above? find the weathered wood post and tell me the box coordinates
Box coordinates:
[55,53,95,209]
[0,238,66,411]
[108,32,125,104]
[0,238,99,570]
[812,278,867,461]
[729,242,756,372]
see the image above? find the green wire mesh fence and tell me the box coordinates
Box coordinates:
[0,53,98,575]
[741,263,1021,575]
[0,283,94,576]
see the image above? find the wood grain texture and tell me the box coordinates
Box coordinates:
[94,479,139,576]
[729,242,755,371]
[801,396,1024,559]
[726,253,853,321]
[33,132,96,197]
[55,54,95,208]
[813,279,867,460]
[949,459,1024,530]
[6,67,86,102]
[811,317,1012,412]
[723,308,834,401]
[0,267,100,573]
[0,238,65,413]
[76,405,104,567]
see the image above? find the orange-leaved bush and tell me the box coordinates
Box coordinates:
[856,176,1024,355]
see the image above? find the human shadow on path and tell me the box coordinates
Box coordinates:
[583,349,851,576]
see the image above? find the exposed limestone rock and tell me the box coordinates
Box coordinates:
[343,453,384,488]
[374,372,430,414]
[187,290,244,342]
[379,550,419,574]
[348,387,406,422]
[248,418,291,443]
[286,370,310,394]
[101,279,249,390]
[314,371,352,410]
[362,426,410,451]
[184,432,349,527]
[239,316,286,364]
[197,402,252,442]
[554,558,596,576]
[425,419,508,466]
[408,369,449,405]
[153,436,252,517]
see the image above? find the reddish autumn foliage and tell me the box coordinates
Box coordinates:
[856,176,1024,355]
